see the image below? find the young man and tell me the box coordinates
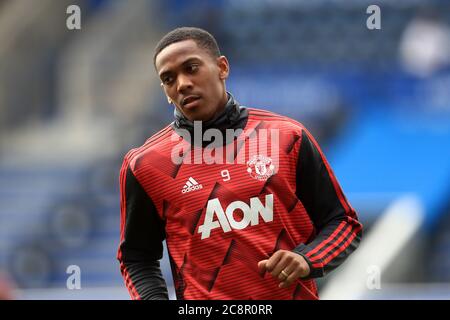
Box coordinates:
[117,27,362,300]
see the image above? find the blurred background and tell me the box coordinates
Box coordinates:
[0,0,450,300]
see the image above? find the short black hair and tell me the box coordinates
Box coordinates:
[153,27,221,67]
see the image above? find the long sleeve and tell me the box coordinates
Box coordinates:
[117,157,169,300]
[293,129,363,278]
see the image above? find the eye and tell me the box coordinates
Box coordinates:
[187,64,199,73]
[162,76,174,85]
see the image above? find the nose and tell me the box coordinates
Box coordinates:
[177,74,193,93]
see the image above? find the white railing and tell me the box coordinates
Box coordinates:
[321,195,425,299]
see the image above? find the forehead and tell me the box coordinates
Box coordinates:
[156,39,212,74]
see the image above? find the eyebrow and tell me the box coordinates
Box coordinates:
[159,57,202,79]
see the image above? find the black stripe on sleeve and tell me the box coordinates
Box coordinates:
[293,129,362,278]
[118,166,169,299]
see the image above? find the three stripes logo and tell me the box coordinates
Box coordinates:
[182,177,203,194]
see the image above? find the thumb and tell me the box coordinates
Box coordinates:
[258,259,268,272]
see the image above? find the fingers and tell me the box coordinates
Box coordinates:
[258,250,311,289]
[279,268,302,288]
[257,260,268,273]
[279,262,297,282]
[282,261,297,276]
[258,250,291,280]
[264,251,283,273]
[279,256,310,288]
[272,256,292,281]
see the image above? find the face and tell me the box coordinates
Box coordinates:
[155,39,230,122]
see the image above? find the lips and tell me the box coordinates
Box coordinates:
[182,95,201,107]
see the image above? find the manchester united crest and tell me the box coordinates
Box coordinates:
[246,155,275,181]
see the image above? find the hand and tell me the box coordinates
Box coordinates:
[258,250,311,288]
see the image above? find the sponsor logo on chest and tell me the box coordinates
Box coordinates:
[198,194,274,239]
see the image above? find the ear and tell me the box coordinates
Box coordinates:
[217,56,229,80]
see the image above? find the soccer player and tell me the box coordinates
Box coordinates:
[117,27,362,300]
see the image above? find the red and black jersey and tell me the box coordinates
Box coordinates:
[117,93,362,300]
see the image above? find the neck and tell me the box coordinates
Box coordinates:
[175,92,234,128]
[211,91,229,121]
[173,91,249,147]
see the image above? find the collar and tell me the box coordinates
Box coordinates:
[172,92,249,147]
[174,92,243,132]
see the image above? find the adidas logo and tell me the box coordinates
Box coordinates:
[182,177,203,194]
